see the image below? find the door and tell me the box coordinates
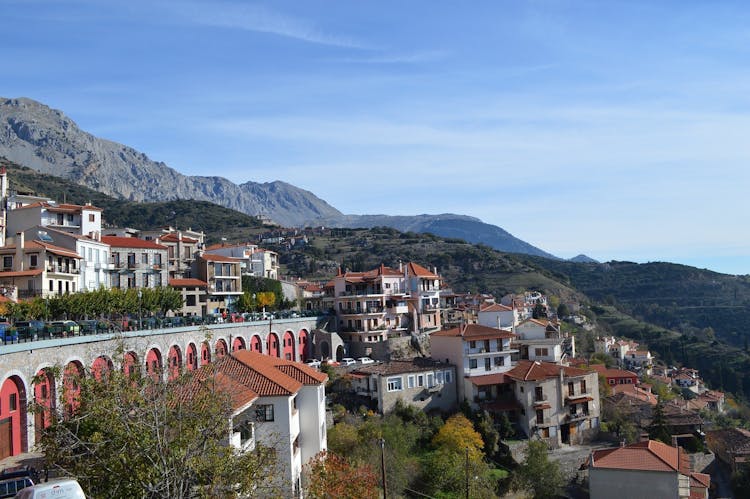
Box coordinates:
[0,417,12,459]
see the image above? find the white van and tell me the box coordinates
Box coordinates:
[14,479,85,499]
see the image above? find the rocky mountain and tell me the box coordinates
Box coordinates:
[569,254,598,263]
[1,96,556,258]
[0,97,343,227]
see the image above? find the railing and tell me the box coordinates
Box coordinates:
[46,265,79,274]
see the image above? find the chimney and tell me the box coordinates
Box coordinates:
[620,439,626,447]
[14,232,24,272]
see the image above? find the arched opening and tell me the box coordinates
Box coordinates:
[266,333,280,358]
[33,368,55,443]
[186,343,198,371]
[123,351,139,377]
[200,342,211,366]
[283,331,295,361]
[146,348,163,381]
[167,345,182,381]
[215,339,228,359]
[250,335,263,353]
[232,336,246,352]
[0,376,28,459]
[91,356,113,382]
[63,361,84,417]
[335,345,345,362]
[298,329,310,361]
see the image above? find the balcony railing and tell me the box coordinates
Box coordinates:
[46,265,79,274]
[567,411,590,422]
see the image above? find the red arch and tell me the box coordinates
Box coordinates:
[298,329,310,361]
[33,369,55,443]
[232,336,246,352]
[283,331,295,361]
[91,356,113,382]
[200,342,211,366]
[267,333,280,358]
[250,335,263,353]
[63,361,84,417]
[146,348,163,380]
[215,339,228,359]
[186,343,198,371]
[168,345,182,381]
[1,376,27,459]
[123,351,139,377]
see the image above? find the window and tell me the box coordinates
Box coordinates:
[535,348,549,357]
[444,370,452,383]
[436,371,444,384]
[469,340,476,348]
[238,421,254,446]
[89,213,95,222]
[2,256,11,269]
[387,377,403,392]
[484,357,491,371]
[29,255,38,268]
[580,380,587,393]
[535,386,544,401]
[9,393,17,411]
[494,356,504,367]
[536,409,544,424]
[469,359,478,369]
[568,382,575,396]
[407,375,415,388]
[256,404,274,422]
[417,375,424,387]
[141,253,149,264]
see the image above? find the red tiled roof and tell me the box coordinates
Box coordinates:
[159,233,199,243]
[200,253,241,263]
[175,356,259,411]
[13,201,103,212]
[590,365,639,379]
[590,440,688,474]
[431,323,515,340]
[506,360,591,381]
[407,262,439,279]
[232,350,327,396]
[479,303,513,312]
[0,269,44,277]
[28,241,82,259]
[469,372,512,386]
[102,236,168,250]
[169,278,208,288]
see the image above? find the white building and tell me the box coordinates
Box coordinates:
[102,236,169,289]
[477,303,518,330]
[6,201,103,240]
[514,318,575,364]
[204,242,280,280]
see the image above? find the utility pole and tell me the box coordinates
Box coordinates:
[465,446,469,499]
[380,438,387,499]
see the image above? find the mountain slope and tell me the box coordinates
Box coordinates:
[0,97,342,227]
[313,213,557,259]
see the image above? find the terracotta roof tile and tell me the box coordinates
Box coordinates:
[506,360,591,381]
[169,278,208,288]
[102,236,168,250]
[591,440,684,473]
[200,253,241,263]
[232,350,327,396]
[479,303,513,312]
[431,323,515,340]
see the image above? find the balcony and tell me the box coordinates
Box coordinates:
[339,306,384,316]
[566,411,590,422]
[534,417,552,427]
[46,265,79,274]
[533,394,548,405]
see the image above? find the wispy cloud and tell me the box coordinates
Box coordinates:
[172,1,370,49]
[325,50,449,64]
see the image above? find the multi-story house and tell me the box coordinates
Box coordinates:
[204,242,279,280]
[430,323,517,405]
[324,262,442,346]
[155,231,202,279]
[6,200,103,240]
[588,440,710,499]
[21,226,111,292]
[477,303,518,330]
[506,360,600,448]
[181,351,328,497]
[514,318,575,364]
[625,350,653,375]
[350,358,457,414]
[195,253,243,315]
[0,231,82,299]
[102,236,169,290]
[168,278,208,316]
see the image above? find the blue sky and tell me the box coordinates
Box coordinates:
[2,0,749,275]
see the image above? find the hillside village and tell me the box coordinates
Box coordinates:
[0,167,744,498]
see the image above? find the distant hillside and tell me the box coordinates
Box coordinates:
[1,159,266,244]
[569,254,598,263]
[0,97,342,226]
[315,213,557,259]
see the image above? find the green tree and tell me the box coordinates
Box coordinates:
[35,359,276,498]
[513,440,565,499]
[648,400,672,444]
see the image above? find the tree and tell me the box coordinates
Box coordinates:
[35,359,276,498]
[432,414,484,461]
[513,440,565,499]
[648,400,672,444]
[304,451,379,499]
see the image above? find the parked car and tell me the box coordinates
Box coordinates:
[46,321,80,337]
[304,359,322,369]
[14,320,45,340]
[357,357,375,364]
[0,465,35,498]
[14,479,85,499]
[341,357,357,366]
[0,323,17,343]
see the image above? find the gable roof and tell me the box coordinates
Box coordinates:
[478,303,513,313]
[158,233,200,243]
[505,360,591,381]
[590,440,689,474]
[406,262,439,279]
[101,236,168,250]
[232,350,327,397]
[169,278,208,288]
[175,356,259,412]
[200,253,242,263]
[431,323,515,341]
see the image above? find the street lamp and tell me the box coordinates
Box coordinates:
[138,289,142,330]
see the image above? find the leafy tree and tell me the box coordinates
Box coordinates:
[432,414,484,461]
[513,440,565,499]
[304,451,379,499]
[474,410,500,457]
[557,302,570,318]
[648,400,672,444]
[35,359,276,498]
